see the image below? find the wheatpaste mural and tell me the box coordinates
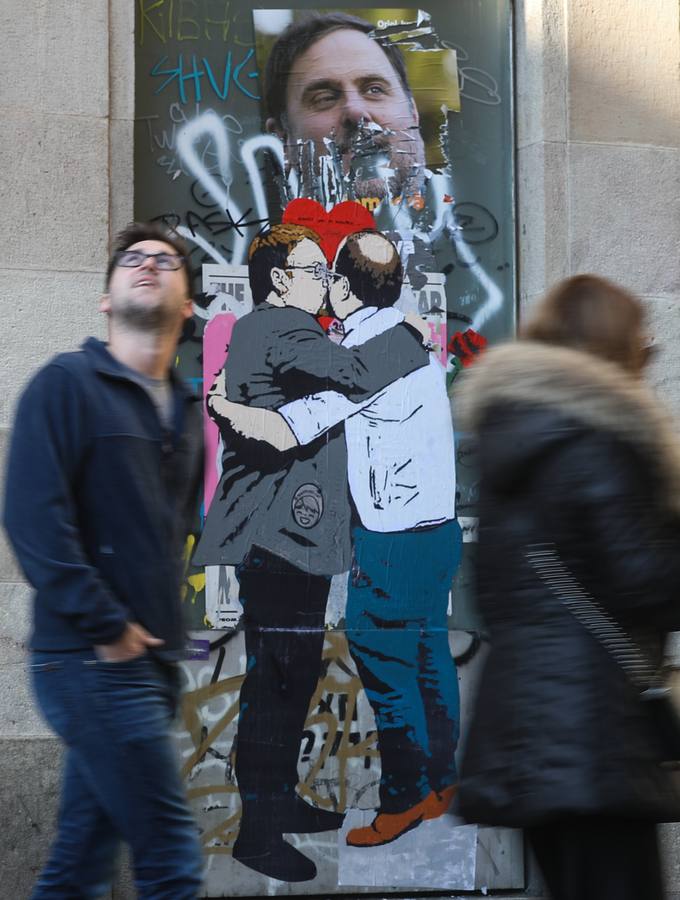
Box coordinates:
[134,2,517,894]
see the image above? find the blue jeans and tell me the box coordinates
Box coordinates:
[29,650,203,899]
[346,520,463,813]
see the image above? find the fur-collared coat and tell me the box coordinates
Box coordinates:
[457,341,680,826]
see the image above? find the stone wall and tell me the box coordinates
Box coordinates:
[1,0,678,896]
[516,0,680,409]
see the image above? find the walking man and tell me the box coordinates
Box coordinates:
[4,223,204,898]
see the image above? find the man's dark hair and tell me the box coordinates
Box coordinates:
[334,231,403,310]
[265,13,412,126]
[248,223,322,306]
[105,222,192,294]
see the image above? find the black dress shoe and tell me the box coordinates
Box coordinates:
[232,832,316,882]
[282,795,345,833]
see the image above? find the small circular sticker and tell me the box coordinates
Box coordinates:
[292,483,324,529]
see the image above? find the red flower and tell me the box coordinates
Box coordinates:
[447,329,488,367]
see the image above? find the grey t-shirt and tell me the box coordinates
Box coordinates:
[118,362,173,431]
[139,374,173,431]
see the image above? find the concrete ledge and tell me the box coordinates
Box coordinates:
[0,736,64,898]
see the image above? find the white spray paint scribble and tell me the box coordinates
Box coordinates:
[173,113,503,329]
[177,109,247,263]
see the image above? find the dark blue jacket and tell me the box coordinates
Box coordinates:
[3,338,202,659]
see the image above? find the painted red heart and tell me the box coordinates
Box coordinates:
[282,198,376,262]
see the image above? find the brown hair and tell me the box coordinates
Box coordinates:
[106,222,191,293]
[248,223,321,305]
[264,13,412,128]
[522,275,646,373]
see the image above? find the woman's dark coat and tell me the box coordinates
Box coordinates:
[457,341,680,826]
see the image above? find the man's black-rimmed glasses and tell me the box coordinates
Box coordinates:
[116,250,186,271]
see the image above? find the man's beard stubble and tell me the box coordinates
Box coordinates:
[111,298,176,334]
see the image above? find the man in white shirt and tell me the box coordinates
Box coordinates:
[215,231,462,848]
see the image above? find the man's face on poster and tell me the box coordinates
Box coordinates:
[270,237,330,314]
[268,28,426,201]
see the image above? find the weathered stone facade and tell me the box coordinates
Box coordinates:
[1,1,678,896]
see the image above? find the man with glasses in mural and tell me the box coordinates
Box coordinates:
[211,230,461,850]
[3,223,204,898]
[194,223,431,882]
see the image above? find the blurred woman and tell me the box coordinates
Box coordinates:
[458,275,680,900]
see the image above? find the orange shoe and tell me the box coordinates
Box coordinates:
[346,785,460,848]
[346,801,426,847]
[422,783,458,820]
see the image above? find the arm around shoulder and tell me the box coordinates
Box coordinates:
[273,321,429,401]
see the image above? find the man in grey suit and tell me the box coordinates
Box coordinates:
[194,223,428,883]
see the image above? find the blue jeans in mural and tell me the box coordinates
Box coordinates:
[29,650,202,899]
[346,519,463,814]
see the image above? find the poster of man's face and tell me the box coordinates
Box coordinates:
[253,9,460,204]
